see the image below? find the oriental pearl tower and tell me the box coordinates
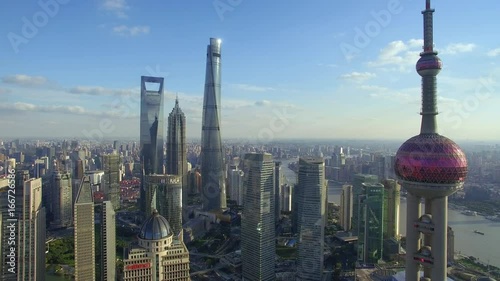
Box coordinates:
[394,1,468,281]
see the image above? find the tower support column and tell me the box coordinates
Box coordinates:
[423,199,433,279]
[431,196,448,281]
[406,192,421,281]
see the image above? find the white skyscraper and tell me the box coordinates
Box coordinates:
[229,167,244,205]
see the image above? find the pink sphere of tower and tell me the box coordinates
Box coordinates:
[416,55,442,76]
[394,134,467,184]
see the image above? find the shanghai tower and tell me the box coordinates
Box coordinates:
[394,1,468,280]
[140,76,165,212]
[201,38,226,211]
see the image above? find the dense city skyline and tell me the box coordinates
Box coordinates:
[1,0,499,140]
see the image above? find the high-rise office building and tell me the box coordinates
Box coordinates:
[228,166,244,205]
[357,183,385,264]
[123,210,190,281]
[74,176,96,281]
[145,174,183,236]
[241,153,275,281]
[292,182,301,234]
[274,161,282,225]
[51,171,73,228]
[296,157,326,281]
[166,97,188,211]
[103,153,121,210]
[382,179,400,239]
[340,184,353,231]
[140,76,165,212]
[200,38,226,212]
[351,174,379,235]
[280,184,292,212]
[394,1,468,280]
[101,201,116,281]
[18,178,46,281]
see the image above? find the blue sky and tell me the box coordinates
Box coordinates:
[0,0,499,141]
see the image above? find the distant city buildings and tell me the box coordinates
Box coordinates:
[200,38,226,212]
[296,157,326,280]
[241,153,275,281]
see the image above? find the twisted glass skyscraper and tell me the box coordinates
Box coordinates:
[200,38,226,211]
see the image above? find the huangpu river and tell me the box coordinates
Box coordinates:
[280,158,500,268]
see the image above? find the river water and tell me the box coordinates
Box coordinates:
[280,158,500,268]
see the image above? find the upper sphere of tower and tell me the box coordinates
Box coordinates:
[416,54,442,76]
[394,134,467,184]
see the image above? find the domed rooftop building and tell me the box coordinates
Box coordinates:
[123,210,190,281]
[139,209,173,240]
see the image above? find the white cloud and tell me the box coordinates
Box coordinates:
[357,85,389,92]
[367,39,422,71]
[2,74,50,87]
[487,48,500,57]
[339,72,376,82]
[112,25,150,36]
[229,84,277,92]
[255,100,271,106]
[68,86,137,96]
[102,0,129,18]
[317,63,338,68]
[439,43,476,55]
[0,102,138,118]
